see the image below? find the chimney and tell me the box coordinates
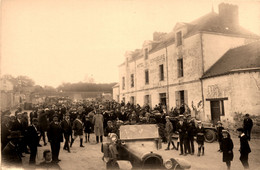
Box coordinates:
[218,3,239,27]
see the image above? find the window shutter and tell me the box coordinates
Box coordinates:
[175,91,180,107]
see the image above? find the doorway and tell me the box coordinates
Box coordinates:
[210,101,221,125]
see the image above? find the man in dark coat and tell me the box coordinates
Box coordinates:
[186,116,196,155]
[61,113,72,152]
[237,128,251,169]
[176,115,188,155]
[243,114,253,141]
[27,118,41,165]
[47,114,63,163]
[2,131,23,168]
[220,130,233,170]
[1,115,11,151]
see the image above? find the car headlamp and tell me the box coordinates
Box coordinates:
[164,159,173,169]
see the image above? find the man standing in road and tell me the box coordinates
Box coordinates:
[61,113,72,152]
[237,128,251,169]
[27,118,41,165]
[93,107,104,143]
[243,114,253,141]
[47,114,63,163]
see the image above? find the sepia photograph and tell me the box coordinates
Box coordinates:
[1,0,260,169]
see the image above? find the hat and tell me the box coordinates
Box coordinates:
[221,130,229,134]
[53,114,59,118]
[237,128,244,132]
[165,116,170,119]
[32,118,38,122]
[245,114,249,117]
[44,108,49,111]
[179,115,184,119]
[7,131,23,139]
[197,120,202,124]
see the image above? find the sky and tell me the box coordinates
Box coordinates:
[1,0,260,87]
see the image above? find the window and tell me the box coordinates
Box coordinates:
[145,48,148,59]
[159,93,166,106]
[144,95,150,105]
[177,58,183,77]
[145,70,149,84]
[159,64,164,81]
[131,74,134,88]
[122,77,125,90]
[176,31,182,46]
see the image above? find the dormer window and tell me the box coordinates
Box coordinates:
[145,48,148,59]
[176,31,182,46]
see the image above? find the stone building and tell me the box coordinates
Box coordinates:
[117,3,260,123]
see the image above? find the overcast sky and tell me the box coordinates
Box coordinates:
[1,0,260,87]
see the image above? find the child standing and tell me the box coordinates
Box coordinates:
[196,121,205,156]
[220,130,233,170]
[84,115,92,143]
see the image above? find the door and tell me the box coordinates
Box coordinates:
[210,101,221,125]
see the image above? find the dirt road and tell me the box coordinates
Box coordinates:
[19,133,260,170]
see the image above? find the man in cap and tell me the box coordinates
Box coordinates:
[243,114,253,141]
[61,113,72,152]
[27,118,41,165]
[220,130,233,170]
[2,131,23,167]
[237,127,251,169]
[47,114,63,163]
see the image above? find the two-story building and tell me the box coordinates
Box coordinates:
[118,3,260,123]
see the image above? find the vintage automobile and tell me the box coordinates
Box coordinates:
[101,124,191,169]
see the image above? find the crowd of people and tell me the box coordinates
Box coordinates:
[1,99,253,169]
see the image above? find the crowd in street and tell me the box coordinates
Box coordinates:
[1,99,253,170]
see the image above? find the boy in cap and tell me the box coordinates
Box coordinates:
[217,121,224,152]
[60,113,72,152]
[196,121,205,156]
[237,128,251,169]
[38,149,61,169]
[220,130,233,170]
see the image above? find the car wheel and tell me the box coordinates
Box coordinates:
[205,129,216,143]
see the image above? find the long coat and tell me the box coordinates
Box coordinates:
[72,119,84,136]
[38,111,49,131]
[221,137,234,162]
[27,125,39,148]
[93,113,104,136]
[239,135,251,154]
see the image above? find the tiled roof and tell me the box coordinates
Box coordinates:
[202,41,260,79]
[150,11,259,53]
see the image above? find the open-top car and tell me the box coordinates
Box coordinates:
[101,124,191,169]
